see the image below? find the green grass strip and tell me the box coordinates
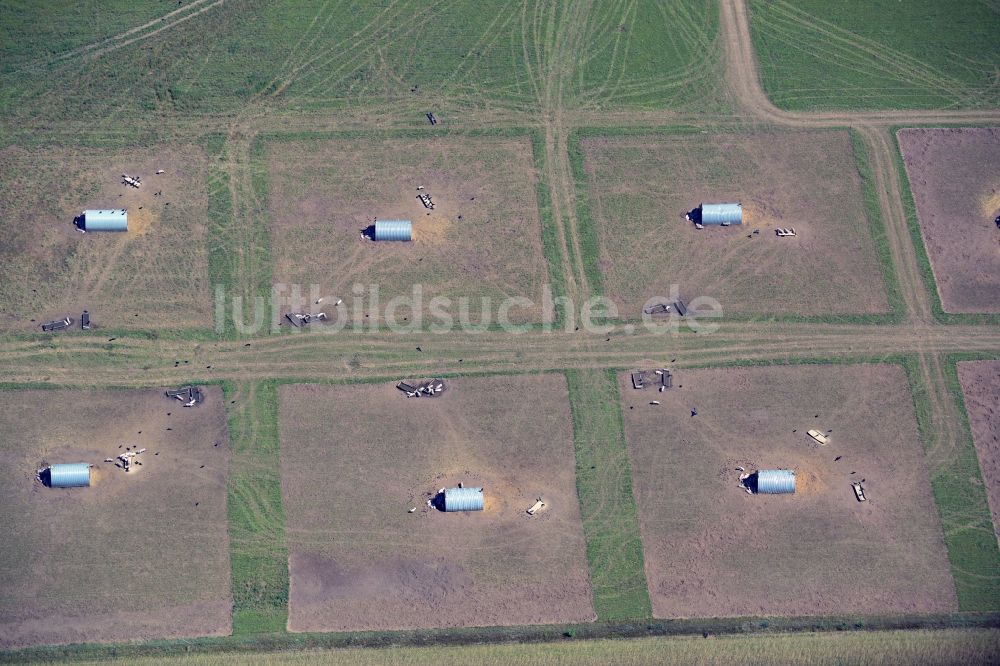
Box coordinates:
[565,368,652,620]
[224,380,289,634]
[849,129,905,323]
[900,357,1000,611]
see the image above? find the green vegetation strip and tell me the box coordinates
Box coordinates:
[849,129,904,324]
[225,380,289,634]
[35,629,1000,666]
[901,357,1000,611]
[565,368,651,620]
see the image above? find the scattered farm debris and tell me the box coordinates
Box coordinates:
[397,378,446,397]
[156,170,165,174]
[284,312,328,327]
[41,317,73,332]
[426,112,438,125]
[526,498,547,515]
[851,481,868,502]
[775,227,797,237]
[165,385,205,407]
[121,173,141,188]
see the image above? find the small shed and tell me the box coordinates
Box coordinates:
[755,469,795,494]
[82,209,128,232]
[700,203,742,226]
[374,220,412,241]
[443,486,484,511]
[47,463,92,488]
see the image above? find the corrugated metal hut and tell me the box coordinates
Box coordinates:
[755,469,795,494]
[82,209,128,232]
[700,203,742,226]
[374,220,412,241]
[47,463,92,488]
[444,486,484,511]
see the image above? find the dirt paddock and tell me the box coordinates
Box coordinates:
[0,388,231,648]
[957,361,1000,543]
[897,128,1000,313]
[279,375,594,632]
[0,145,214,332]
[620,364,956,618]
[581,130,888,317]
[266,136,550,326]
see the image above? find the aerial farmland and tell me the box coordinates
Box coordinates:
[0,1,998,663]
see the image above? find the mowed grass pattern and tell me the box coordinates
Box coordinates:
[749,0,1000,110]
[225,381,289,634]
[0,0,725,124]
[566,369,651,621]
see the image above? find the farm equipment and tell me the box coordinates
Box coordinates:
[397,378,446,397]
[81,310,91,330]
[121,174,141,188]
[41,317,73,332]
[285,312,328,327]
[807,429,829,445]
[426,112,438,125]
[166,385,204,407]
[417,193,435,209]
[631,372,644,389]
[775,228,796,237]
[851,481,867,502]
[642,302,672,316]
[106,447,146,472]
[526,498,547,515]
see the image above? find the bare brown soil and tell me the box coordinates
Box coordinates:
[0,145,214,332]
[266,137,550,326]
[279,375,594,632]
[620,364,956,618]
[0,388,231,648]
[957,361,1000,543]
[897,128,1000,313]
[582,130,888,318]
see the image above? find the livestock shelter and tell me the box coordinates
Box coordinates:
[374,219,412,241]
[81,209,128,232]
[45,463,92,488]
[755,469,796,494]
[443,486,484,511]
[700,202,742,226]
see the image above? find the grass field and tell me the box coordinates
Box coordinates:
[0,144,214,332]
[578,129,888,318]
[0,387,232,648]
[0,0,726,128]
[38,629,1000,666]
[278,375,593,632]
[956,361,1000,544]
[565,368,651,621]
[621,364,956,618]
[748,0,1000,110]
[265,135,550,327]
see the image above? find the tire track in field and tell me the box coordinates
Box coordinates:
[49,0,227,65]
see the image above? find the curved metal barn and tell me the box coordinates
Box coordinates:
[700,202,742,225]
[443,486,484,511]
[47,463,91,488]
[755,469,795,494]
[82,209,128,232]
[374,219,412,241]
